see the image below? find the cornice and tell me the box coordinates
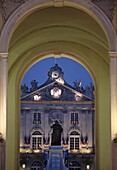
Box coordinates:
[21,100,94,105]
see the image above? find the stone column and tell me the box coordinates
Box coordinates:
[0,53,8,140]
[110,51,117,170]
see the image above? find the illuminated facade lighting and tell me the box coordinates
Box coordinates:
[22,164,26,169]
[34,95,41,101]
[86,164,90,169]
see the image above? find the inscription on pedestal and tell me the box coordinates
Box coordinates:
[52,153,60,170]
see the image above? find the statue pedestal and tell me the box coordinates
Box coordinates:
[46,146,67,170]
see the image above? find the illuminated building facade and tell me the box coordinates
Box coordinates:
[20,64,95,170]
[0,0,117,170]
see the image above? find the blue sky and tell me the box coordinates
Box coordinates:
[22,57,93,88]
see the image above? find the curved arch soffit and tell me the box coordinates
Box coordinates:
[0,0,116,52]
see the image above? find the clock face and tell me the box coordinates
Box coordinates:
[52,71,59,79]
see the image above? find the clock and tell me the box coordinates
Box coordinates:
[52,71,59,79]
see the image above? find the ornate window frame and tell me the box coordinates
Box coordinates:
[30,130,43,151]
[68,131,81,152]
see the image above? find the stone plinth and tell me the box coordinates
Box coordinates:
[46,146,67,170]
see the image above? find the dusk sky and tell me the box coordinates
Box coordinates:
[22,57,93,88]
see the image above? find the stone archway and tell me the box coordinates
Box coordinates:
[0,0,116,52]
[8,49,110,170]
[0,1,116,170]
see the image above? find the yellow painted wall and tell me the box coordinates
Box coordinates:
[7,6,111,170]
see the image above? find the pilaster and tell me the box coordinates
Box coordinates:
[110,51,117,170]
[110,51,117,139]
[0,53,8,140]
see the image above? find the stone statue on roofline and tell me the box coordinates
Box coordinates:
[73,80,82,91]
[30,80,38,92]
[21,84,29,93]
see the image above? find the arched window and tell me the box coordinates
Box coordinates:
[69,131,80,151]
[69,161,81,170]
[33,112,41,124]
[31,131,42,150]
[31,161,43,170]
[71,113,78,124]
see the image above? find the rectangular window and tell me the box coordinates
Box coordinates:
[71,113,74,122]
[71,113,78,124]
[75,138,79,150]
[70,137,79,150]
[33,113,41,124]
[75,113,78,121]
[70,137,74,150]
[32,137,36,149]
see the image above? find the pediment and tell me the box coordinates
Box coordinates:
[21,81,93,102]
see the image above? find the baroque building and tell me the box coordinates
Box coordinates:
[20,64,95,170]
[0,0,117,170]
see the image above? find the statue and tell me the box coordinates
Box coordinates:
[21,84,29,93]
[73,80,82,91]
[51,120,63,146]
[30,80,38,92]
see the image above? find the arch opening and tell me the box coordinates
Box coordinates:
[20,57,95,170]
[6,2,111,170]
